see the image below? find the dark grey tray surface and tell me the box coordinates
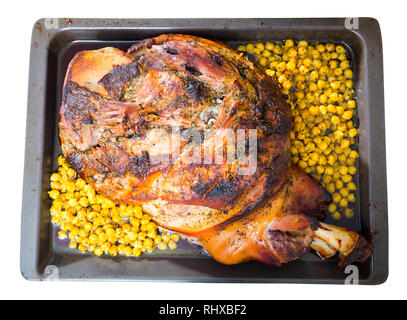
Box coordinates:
[21,18,388,284]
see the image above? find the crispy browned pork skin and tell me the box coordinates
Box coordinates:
[59,34,372,267]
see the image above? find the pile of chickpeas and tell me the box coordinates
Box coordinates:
[49,156,181,257]
[237,40,359,219]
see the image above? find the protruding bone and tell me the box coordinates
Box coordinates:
[310,237,336,260]
[314,222,359,256]
[311,222,372,267]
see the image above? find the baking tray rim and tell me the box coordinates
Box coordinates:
[20,17,388,284]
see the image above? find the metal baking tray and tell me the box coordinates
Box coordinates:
[21,18,388,284]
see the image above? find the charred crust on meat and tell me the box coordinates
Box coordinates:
[265,176,280,191]
[191,180,213,197]
[127,38,155,54]
[164,47,179,55]
[65,152,84,172]
[127,151,151,178]
[307,216,320,230]
[62,81,97,120]
[98,62,140,99]
[206,178,236,201]
[99,145,130,175]
[183,76,206,101]
[209,52,223,66]
[275,111,291,135]
[183,64,202,77]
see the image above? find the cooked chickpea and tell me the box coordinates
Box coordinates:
[48,190,60,200]
[94,247,104,256]
[344,69,353,78]
[344,208,354,218]
[348,193,356,203]
[78,244,87,253]
[58,230,67,240]
[339,199,348,208]
[259,57,268,67]
[348,128,358,138]
[168,240,177,250]
[133,247,142,257]
[122,246,132,256]
[285,39,294,47]
[342,175,352,183]
[332,193,341,203]
[327,203,336,214]
[342,110,353,120]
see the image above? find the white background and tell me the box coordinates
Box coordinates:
[0,0,405,300]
